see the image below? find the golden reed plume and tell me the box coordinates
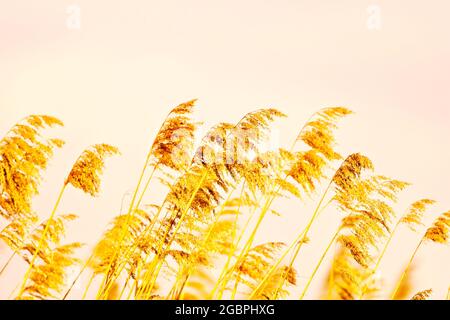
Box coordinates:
[411,289,433,300]
[65,144,120,196]
[0,115,63,220]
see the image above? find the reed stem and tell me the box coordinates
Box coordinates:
[299,228,340,299]
[63,254,92,300]
[391,238,423,299]
[0,251,16,277]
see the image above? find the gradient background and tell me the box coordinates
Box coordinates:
[1,0,449,299]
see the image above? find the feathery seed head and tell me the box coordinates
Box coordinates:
[298,107,352,161]
[424,211,450,244]
[0,115,64,220]
[65,144,119,196]
[151,99,200,172]
[400,199,436,231]
[411,289,433,300]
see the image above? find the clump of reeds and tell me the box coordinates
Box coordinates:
[0,100,448,300]
[0,115,119,299]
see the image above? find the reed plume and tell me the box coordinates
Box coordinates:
[65,144,119,196]
[335,172,408,265]
[20,214,78,262]
[411,289,433,300]
[288,107,353,195]
[19,243,82,300]
[401,199,437,232]
[0,115,63,220]
[148,99,199,172]
[326,247,380,300]
[424,211,450,244]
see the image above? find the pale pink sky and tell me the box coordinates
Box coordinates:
[0,1,449,299]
